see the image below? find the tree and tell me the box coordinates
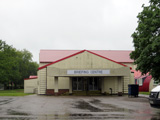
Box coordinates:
[16,49,38,88]
[0,40,38,89]
[130,0,160,81]
[0,40,17,88]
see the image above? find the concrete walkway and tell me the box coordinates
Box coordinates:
[139,94,149,98]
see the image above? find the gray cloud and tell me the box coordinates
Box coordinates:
[0,0,149,62]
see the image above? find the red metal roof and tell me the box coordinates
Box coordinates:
[29,76,38,79]
[40,50,133,63]
[38,50,130,70]
[131,70,150,79]
[24,76,38,80]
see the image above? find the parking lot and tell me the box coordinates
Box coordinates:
[0,94,160,120]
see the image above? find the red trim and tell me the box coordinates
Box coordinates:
[86,50,128,68]
[38,50,86,70]
[38,50,131,70]
[24,77,38,80]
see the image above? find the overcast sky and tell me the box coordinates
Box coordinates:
[0,0,149,63]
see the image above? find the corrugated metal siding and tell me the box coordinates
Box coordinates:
[38,68,46,94]
[39,63,48,67]
[115,78,118,93]
[139,76,152,92]
[123,76,130,93]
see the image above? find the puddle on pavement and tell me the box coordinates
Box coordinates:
[91,99,134,113]
[0,110,36,120]
[74,100,104,112]
[0,98,159,120]
[17,113,125,120]
[0,117,36,120]
[73,99,134,113]
[0,98,14,105]
[1,112,158,120]
[7,109,30,116]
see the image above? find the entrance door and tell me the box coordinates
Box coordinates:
[89,77,98,91]
[72,77,99,91]
[72,77,84,91]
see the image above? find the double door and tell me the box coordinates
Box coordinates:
[72,77,99,91]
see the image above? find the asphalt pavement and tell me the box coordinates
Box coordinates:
[0,94,159,120]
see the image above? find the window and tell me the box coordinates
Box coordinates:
[139,78,143,86]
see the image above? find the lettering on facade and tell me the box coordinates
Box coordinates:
[67,70,110,75]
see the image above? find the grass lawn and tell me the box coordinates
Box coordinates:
[0,89,34,96]
[139,92,150,95]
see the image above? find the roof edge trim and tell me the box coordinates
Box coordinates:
[24,77,38,80]
[86,50,131,69]
[38,50,86,70]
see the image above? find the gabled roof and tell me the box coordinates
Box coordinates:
[38,50,131,70]
[40,50,133,63]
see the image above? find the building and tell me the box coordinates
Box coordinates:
[24,50,158,94]
[24,76,38,93]
[36,50,134,95]
[133,70,157,92]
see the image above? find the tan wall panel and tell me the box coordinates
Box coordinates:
[103,77,118,94]
[38,68,46,94]
[49,51,123,69]
[39,63,49,67]
[47,67,131,77]
[123,76,130,93]
[130,73,134,84]
[24,79,37,93]
[47,77,70,90]
[58,77,70,89]
[47,77,55,89]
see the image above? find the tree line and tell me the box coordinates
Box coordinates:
[130,0,160,82]
[0,40,38,89]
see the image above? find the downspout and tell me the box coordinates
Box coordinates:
[123,77,124,94]
[46,67,47,94]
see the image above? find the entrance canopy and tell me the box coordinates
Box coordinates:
[47,67,131,77]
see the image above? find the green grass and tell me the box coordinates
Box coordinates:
[139,92,150,95]
[0,89,34,96]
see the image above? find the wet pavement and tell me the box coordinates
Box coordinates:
[0,95,160,120]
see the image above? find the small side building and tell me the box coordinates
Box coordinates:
[24,76,38,93]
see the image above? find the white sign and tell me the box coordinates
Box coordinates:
[67,70,110,75]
